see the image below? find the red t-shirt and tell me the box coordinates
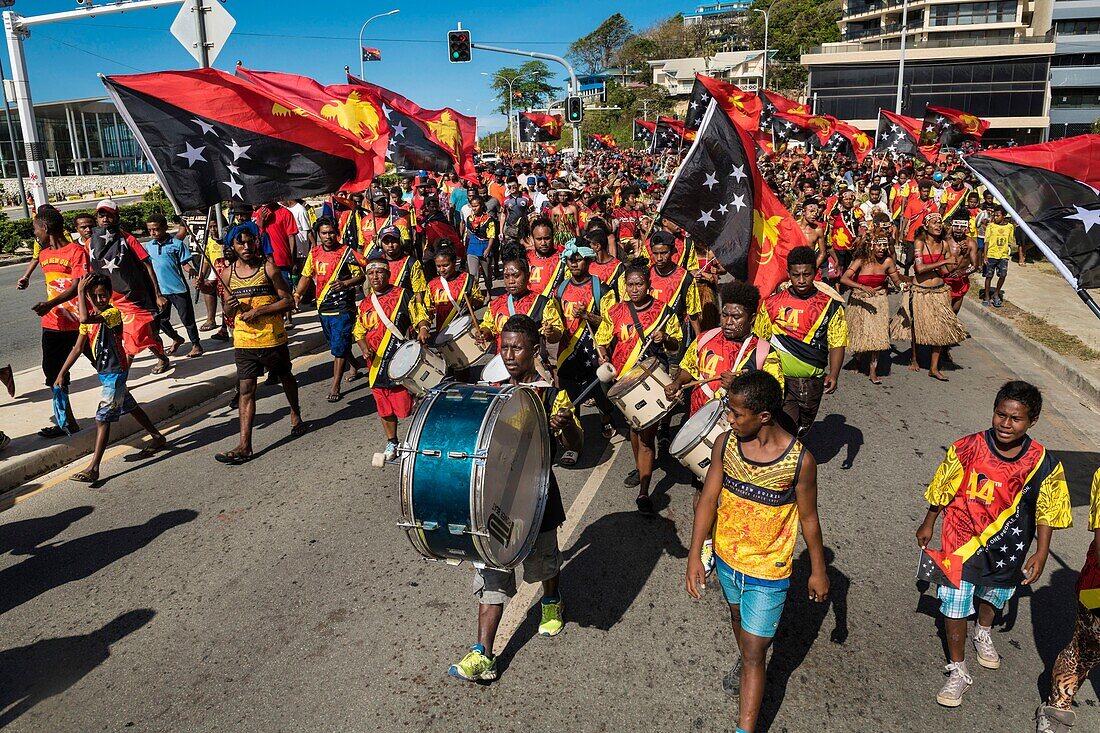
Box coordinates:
[255,206,299,268]
[527,249,565,296]
[613,206,643,240]
[39,242,89,331]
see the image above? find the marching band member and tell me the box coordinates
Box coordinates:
[426,241,485,333]
[648,231,703,342]
[596,260,681,516]
[374,225,428,309]
[448,314,581,683]
[354,252,430,461]
[477,243,564,351]
[527,218,567,296]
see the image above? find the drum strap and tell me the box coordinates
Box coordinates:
[371,292,406,341]
[440,274,460,311]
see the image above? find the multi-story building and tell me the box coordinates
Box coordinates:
[801,0,1057,143]
[1049,0,1100,138]
[648,50,768,96]
[683,2,752,49]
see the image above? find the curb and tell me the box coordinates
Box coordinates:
[0,255,33,266]
[0,329,326,501]
[960,302,1100,407]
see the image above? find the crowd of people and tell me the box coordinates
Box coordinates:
[10,141,1098,733]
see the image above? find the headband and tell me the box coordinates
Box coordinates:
[560,238,596,261]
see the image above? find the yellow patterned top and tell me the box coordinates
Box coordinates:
[229,262,287,349]
[714,434,805,581]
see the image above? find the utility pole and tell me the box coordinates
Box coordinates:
[4,0,187,213]
[0,49,27,218]
[895,0,910,114]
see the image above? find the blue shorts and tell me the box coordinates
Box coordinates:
[95,371,137,423]
[319,311,354,358]
[714,556,790,638]
[983,258,1008,279]
[937,580,1015,619]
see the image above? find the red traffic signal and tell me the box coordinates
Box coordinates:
[448,30,471,63]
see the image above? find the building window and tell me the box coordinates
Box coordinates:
[1051,87,1100,107]
[930,1,1017,27]
[1052,53,1100,67]
[1055,19,1100,35]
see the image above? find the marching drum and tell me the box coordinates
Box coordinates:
[668,399,731,479]
[387,341,447,395]
[480,353,552,385]
[606,357,674,431]
[433,314,488,369]
[398,383,550,570]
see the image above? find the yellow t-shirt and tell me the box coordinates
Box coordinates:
[984,222,1015,260]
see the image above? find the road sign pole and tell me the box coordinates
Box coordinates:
[193,0,210,68]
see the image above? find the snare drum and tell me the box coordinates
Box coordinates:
[387,341,447,395]
[399,384,550,569]
[480,353,552,385]
[606,357,674,431]
[668,399,730,479]
[434,314,488,368]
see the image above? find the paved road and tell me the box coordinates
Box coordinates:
[1,311,1098,731]
[1,194,144,220]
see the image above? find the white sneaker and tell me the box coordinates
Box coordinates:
[1035,704,1075,732]
[383,440,399,461]
[936,661,972,707]
[972,625,1001,669]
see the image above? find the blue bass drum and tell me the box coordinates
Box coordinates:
[398,383,550,570]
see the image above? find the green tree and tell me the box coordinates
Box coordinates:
[487,60,561,116]
[1093,117,1100,134]
[746,0,842,90]
[568,13,634,73]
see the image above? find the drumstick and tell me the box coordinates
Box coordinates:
[462,291,479,324]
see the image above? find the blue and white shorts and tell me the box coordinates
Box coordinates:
[937,580,1015,619]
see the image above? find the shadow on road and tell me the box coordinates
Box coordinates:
[0,506,93,556]
[0,509,197,616]
[0,609,155,728]
[758,547,850,732]
[1027,559,1100,701]
[805,414,864,470]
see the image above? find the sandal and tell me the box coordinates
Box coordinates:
[635,495,656,517]
[38,425,72,438]
[870,377,883,386]
[151,360,172,375]
[138,437,168,457]
[199,321,218,332]
[215,450,252,465]
[71,469,99,483]
[601,422,614,439]
[210,331,230,341]
[345,370,362,383]
[326,393,342,403]
[560,450,579,467]
[290,421,310,438]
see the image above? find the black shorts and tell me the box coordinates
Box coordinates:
[235,344,292,381]
[42,328,79,386]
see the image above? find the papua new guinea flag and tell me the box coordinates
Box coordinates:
[519,112,563,142]
[685,74,762,132]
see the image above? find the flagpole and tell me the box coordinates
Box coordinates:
[964,159,1100,323]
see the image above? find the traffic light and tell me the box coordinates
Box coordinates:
[566,96,583,124]
[448,30,471,63]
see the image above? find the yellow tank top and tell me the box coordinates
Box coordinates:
[714,434,804,580]
[229,262,286,349]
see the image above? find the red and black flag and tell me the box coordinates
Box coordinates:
[658,99,806,296]
[633,118,655,144]
[965,135,1100,297]
[833,120,873,163]
[587,134,617,151]
[919,105,990,149]
[102,68,382,212]
[361,47,382,62]
[770,110,816,153]
[685,74,762,132]
[519,112,562,142]
[345,73,477,180]
[651,116,689,153]
[875,109,938,162]
[757,90,810,133]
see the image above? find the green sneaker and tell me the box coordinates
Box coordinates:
[447,646,497,681]
[538,599,565,637]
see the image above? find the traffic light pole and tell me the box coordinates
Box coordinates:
[470,42,580,155]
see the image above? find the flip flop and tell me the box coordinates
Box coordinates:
[326,393,342,403]
[38,425,68,438]
[151,360,172,375]
[71,470,99,483]
[138,438,168,457]
[601,423,614,439]
[290,422,310,438]
[210,331,230,341]
[870,377,883,386]
[167,341,184,356]
[560,450,579,467]
[199,322,218,332]
[215,450,252,465]
[345,370,362,383]
[930,372,950,382]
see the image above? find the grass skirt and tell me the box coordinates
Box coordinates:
[846,290,891,353]
[889,283,966,346]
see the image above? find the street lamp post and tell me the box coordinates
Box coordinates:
[358,8,399,79]
[895,0,909,114]
[483,70,532,154]
[754,7,769,92]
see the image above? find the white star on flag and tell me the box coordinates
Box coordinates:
[223,177,244,199]
[1066,205,1100,233]
[192,118,217,136]
[382,104,393,119]
[996,560,1005,568]
[392,121,407,138]
[227,163,240,176]
[690,100,699,109]
[226,140,251,161]
[730,194,746,211]
[703,172,718,190]
[100,258,119,274]
[1015,542,1025,551]
[177,142,206,167]
[698,209,715,226]
[1010,527,1022,536]
[925,124,936,133]
[718,203,729,215]
[730,165,746,182]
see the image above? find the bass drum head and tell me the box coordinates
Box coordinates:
[388,340,422,380]
[669,398,726,457]
[607,357,656,399]
[472,387,550,569]
[435,314,472,344]
[480,354,508,384]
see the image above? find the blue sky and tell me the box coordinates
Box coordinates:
[17,0,688,133]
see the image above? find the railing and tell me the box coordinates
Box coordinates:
[808,30,1053,53]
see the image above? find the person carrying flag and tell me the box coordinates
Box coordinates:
[294,216,367,403]
[354,251,430,461]
[826,189,861,284]
[939,170,972,221]
[648,231,703,343]
[596,260,681,516]
[915,381,1071,708]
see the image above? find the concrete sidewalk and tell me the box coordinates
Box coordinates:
[0,319,325,497]
[961,260,1100,404]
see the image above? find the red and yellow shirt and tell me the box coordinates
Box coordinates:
[479,289,564,350]
[755,288,848,378]
[527,249,566,297]
[1075,468,1100,609]
[649,265,701,318]
[301,245,365,315]
[38,242,89,331]
[426,271,485,331]
[594,298,682,376]
[679,331,784,414]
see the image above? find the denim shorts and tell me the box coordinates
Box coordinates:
[937,580,1015,619]
[715,556,790,638]
[983,258,1008,279]
[319,311,354,358]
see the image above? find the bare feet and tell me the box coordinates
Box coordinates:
[167,339,184,356]
[185,346,204,358]
[930,370,950,382]
[909,361,921,372]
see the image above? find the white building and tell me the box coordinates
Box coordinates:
[647,50,769,95]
